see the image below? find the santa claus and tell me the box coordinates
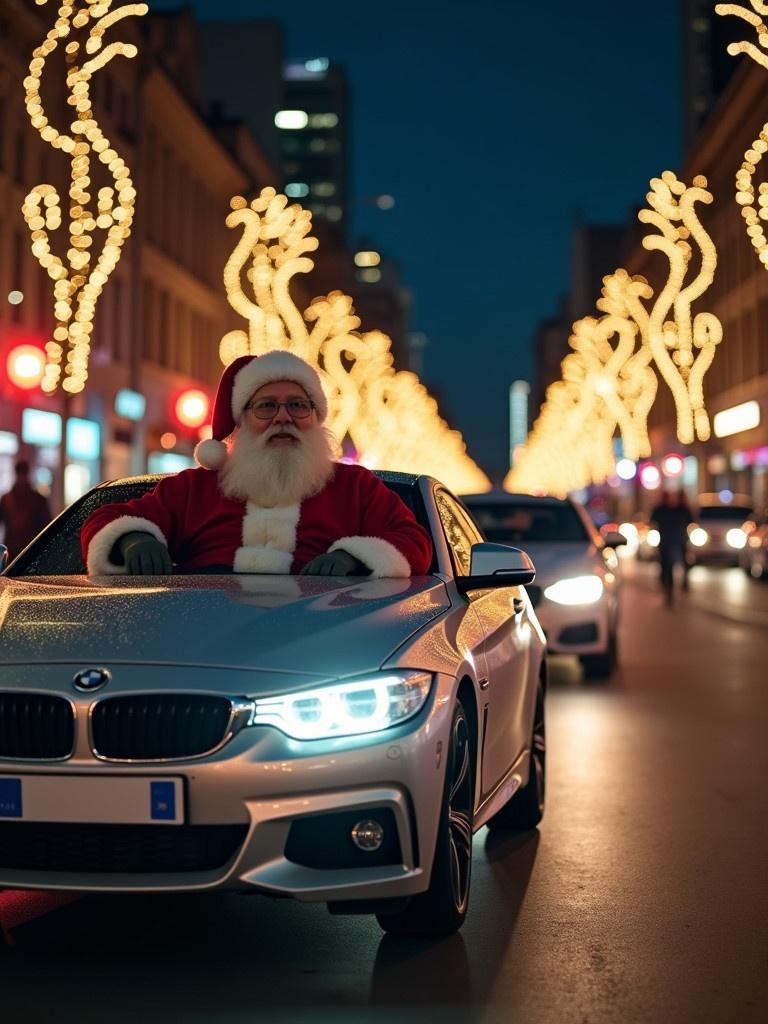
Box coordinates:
[81,351,433,577]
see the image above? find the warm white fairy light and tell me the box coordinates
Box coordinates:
[716,3,768,269]
[507,172,722,495]
[23,1,147,394]
[219,187,490,493]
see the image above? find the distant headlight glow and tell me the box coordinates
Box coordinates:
[544,575,604,605]
[249,671,433,740]
[726,528,747,549]
[690,527,708,547]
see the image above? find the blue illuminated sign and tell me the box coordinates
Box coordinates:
[115,388,146,422]
[66,418,100,461]
[21,409,62,447]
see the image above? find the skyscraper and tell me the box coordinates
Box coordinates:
[279,59,349,239]
[682,0,744,151]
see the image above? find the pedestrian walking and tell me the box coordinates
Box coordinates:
[649,490,693,604]
[0,460,52,561]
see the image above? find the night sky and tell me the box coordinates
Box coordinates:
[154,0,682,483]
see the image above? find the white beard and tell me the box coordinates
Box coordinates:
[218,422,337,507]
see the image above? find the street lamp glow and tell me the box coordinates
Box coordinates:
[639,463,662,490]
[662,453,685,477]
[616,458,637,481]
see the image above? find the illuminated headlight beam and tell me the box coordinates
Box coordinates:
[543,575,604,606]
[248,671,433,740]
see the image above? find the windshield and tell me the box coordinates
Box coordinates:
[467,502,590,543]
[698,506,752,523]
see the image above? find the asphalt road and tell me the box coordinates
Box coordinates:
[2,562,767,1024]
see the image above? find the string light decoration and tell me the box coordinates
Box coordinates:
[219,187,490,493]
[23,1,147,394]
[640,173,722,444]
[715,2,768,269]
[507,172,722,495]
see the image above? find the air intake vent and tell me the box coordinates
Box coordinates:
[0,822,248,873]
[91,695,233,760]
[0,693,74,760]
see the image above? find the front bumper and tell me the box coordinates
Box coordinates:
[0,673,457,902]
[531,593,614,655]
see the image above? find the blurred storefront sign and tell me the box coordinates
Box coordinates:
[115,389,147,422]
[713,401,761,439]
[21,409,62,447]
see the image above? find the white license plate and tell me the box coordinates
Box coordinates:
[0,775,184,825]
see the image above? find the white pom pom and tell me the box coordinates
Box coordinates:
[194,438,228,470]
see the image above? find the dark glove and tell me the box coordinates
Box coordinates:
[117,531,172,576]
[299,549,367,577]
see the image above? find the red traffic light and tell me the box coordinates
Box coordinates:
[174,389,210,429]
[6,345,46,390]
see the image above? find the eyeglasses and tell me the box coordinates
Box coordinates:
[244,398,315,420]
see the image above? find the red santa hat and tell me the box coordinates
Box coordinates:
[194,351,329,470]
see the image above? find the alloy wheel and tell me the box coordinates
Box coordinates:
[447,710,473,913]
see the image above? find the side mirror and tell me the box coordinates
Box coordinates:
[0,545,8,573]
[602,531,627,548]
[455,542,536,594]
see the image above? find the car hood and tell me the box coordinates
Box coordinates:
[513,542,602,586]
[0,574,450,681]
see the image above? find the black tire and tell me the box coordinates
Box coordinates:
[376,700,474,936]
[486,678,545,831]
[580,631,617,679]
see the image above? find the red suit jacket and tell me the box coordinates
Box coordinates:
[81,463,433,577]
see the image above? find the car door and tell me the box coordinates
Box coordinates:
[434,490,533,799]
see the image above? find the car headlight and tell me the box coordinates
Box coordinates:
[647,529,660,548]
[544,575,604,605]
[690,527,708,547]
[726,528,747,549]
[249,671,433,740]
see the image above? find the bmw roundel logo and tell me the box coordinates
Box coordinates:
[73,667,111,693]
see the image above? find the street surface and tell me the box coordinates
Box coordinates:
[1,561,767,1024]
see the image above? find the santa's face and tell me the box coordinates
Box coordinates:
[219,379,335,507]
[243,381,318,443]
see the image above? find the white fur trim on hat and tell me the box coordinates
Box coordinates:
[231,351,328,425]
[86,516,168,575]
[328,536,411,578]
[194,438,228,470]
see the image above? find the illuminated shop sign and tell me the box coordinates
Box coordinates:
[21,409,62,447]
[713,401,761,438]
[115,388,146,422]
[0,431,19,456]
[66,418,100,461]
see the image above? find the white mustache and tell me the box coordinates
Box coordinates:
[265,425,302,440]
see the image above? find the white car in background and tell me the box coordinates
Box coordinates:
[462,492,625,678]
[688,493,753,566]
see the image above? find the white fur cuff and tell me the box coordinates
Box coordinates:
[86,516,169,576]
[329,536,411,578]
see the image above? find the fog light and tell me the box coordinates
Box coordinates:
[351,819,384,852]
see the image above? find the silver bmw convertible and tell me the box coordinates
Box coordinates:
[0,471,546,936]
